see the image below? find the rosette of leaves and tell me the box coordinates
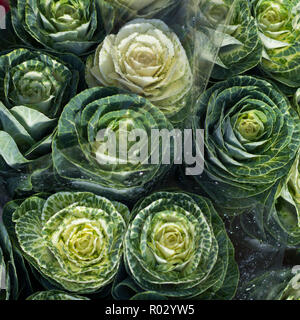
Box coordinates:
[252,0,300,91]
[266,152,300,247]
[52,87,174,202]
[199,0,262,79]
[85,18,193,125]
[114,192,239,300]
[0,48,84,195]
[97,0,180,32]
[0,223,32,300]
[10,0,105,55]
[2,191,129,294]
[192,76,300,215]
[239,269,300,300]
[26,290,89,300]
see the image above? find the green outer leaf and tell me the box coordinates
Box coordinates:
[238,269,296,300]
[0,131,30,169]
[264,151,300,247]
[130,291,167,300]
[0,223,19,300]
[293,88,300,116]
[26,290,90,300]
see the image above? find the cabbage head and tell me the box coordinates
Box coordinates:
[85,19,193,125]
[252,0,300,90]
[193,76,300,214]
[0,48,84,195]
[115,192,239,300]
[52,87,174,202]
[2,191,129,294]
[10,0,105,55]
[204,0,263,79]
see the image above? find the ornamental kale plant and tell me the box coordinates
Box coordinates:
[203,0,263,79]
[0,48,84,195]
[252,0,300,91]
[85,18,193,124]
[52,87,174,202]
[115,192,239,300]
[10,0,105,55]
[2,191,129,294]
[192,76,300,214]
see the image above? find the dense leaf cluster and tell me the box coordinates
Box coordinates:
[0,0,300,301]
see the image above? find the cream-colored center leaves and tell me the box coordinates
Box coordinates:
[45,207,113,273]
[148,213,194,270]
[236,110,266,141]
[86,19,192,117]
[9,61,60,110]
